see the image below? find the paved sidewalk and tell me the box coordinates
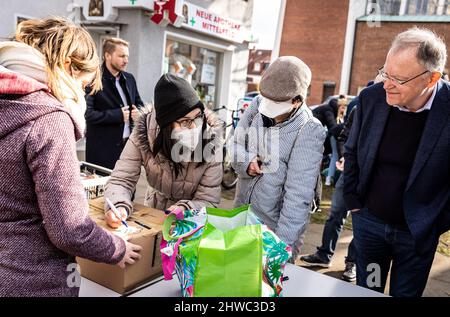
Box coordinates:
[297,223,450,297]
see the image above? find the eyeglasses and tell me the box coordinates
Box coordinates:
[175,113,204,129]
[378,67,429,85]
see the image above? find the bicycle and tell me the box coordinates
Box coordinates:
[212,101,249,190]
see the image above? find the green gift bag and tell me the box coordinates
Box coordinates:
[160,205,292,297]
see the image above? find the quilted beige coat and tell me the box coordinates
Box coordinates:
[105,105,224,213]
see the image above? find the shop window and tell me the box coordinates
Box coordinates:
[368,0,402,15]
[165,39,221,110]
[406,0,434,14]
[371,0,449,15]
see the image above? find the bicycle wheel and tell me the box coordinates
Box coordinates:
[222,163,238,189]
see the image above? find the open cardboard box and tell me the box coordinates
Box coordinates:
[77,198,165,294]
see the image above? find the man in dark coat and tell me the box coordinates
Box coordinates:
[85,37,144,169]
[312,97,339,131]
[344,28,449,297]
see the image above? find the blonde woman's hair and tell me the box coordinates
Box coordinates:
[337,97,348,106]
[15,17,102,102]
[102,37,129,59]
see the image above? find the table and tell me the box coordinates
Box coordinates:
[79,263,386,297]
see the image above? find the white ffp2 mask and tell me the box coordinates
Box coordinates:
[172,126,202,151]
[258,96,294,118]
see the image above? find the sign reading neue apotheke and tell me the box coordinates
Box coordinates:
[182,2,245,43]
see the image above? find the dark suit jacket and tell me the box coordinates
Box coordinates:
[85,64,144,169]
[344,80,450,254]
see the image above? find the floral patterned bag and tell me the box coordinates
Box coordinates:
[160,205,291,297]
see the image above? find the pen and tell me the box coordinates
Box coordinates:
[105,197,128,228]
[134,220,152,230]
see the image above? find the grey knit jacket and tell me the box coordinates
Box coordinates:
[230,96,326,254]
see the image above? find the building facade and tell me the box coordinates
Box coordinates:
[0,0,254,122]
[279,0,350,105]
[278,0,450,105]
[246,48,271,92]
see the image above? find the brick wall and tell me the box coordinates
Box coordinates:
[279,0,350,105]
[350,21,450,95]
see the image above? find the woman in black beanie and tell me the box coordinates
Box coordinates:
[103,73,224,227]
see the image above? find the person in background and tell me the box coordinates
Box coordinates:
[324,96,348,186]
[104,74,223,227]
[299,77,382,282]
[0,17,141,297]
[85,37,144,169]
[300,108,356,281]
[312,95,346,186]
[312,96,342,132]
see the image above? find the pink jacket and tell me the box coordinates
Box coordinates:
[0,70,126,297]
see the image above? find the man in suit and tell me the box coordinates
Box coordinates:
[85,38,144,169]
[344,27,449,297]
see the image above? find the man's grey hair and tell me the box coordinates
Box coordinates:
[390,27,447,73]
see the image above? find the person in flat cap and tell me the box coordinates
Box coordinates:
[103,73,224,227]
[229,56,326,260]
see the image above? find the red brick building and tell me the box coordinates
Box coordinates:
[279,0,350,105]
[350,19,450,95]
[247,49,272,92]
[278,0,450,105]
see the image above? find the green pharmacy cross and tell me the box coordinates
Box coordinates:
[190,17,196,26]
[130,0,137,5]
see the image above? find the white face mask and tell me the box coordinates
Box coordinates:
[258,96,294,118]
[172,126,202,151]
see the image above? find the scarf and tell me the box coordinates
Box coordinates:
[0,41,87,132]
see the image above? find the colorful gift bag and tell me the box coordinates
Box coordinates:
[160,205,292,297]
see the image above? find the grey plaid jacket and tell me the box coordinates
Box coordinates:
[230,96,326,255]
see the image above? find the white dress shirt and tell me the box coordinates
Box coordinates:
[115,77,131,138]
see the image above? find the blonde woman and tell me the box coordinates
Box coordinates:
[0,17,141,297]
[336,97,348,124]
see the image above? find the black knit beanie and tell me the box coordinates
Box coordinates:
[154,73,204,128]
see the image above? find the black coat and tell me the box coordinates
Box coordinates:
[85,65,144,169]
[312,98,339,130]
[312,98,339,156]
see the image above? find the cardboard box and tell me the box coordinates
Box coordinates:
[77,198,165,294]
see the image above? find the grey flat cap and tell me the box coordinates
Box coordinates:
[259,56,312,102]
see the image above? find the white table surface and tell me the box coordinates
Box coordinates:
[80,263,386,297]
[79,277,121,297]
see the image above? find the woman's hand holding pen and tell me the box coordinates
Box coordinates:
[105,207,128,229]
